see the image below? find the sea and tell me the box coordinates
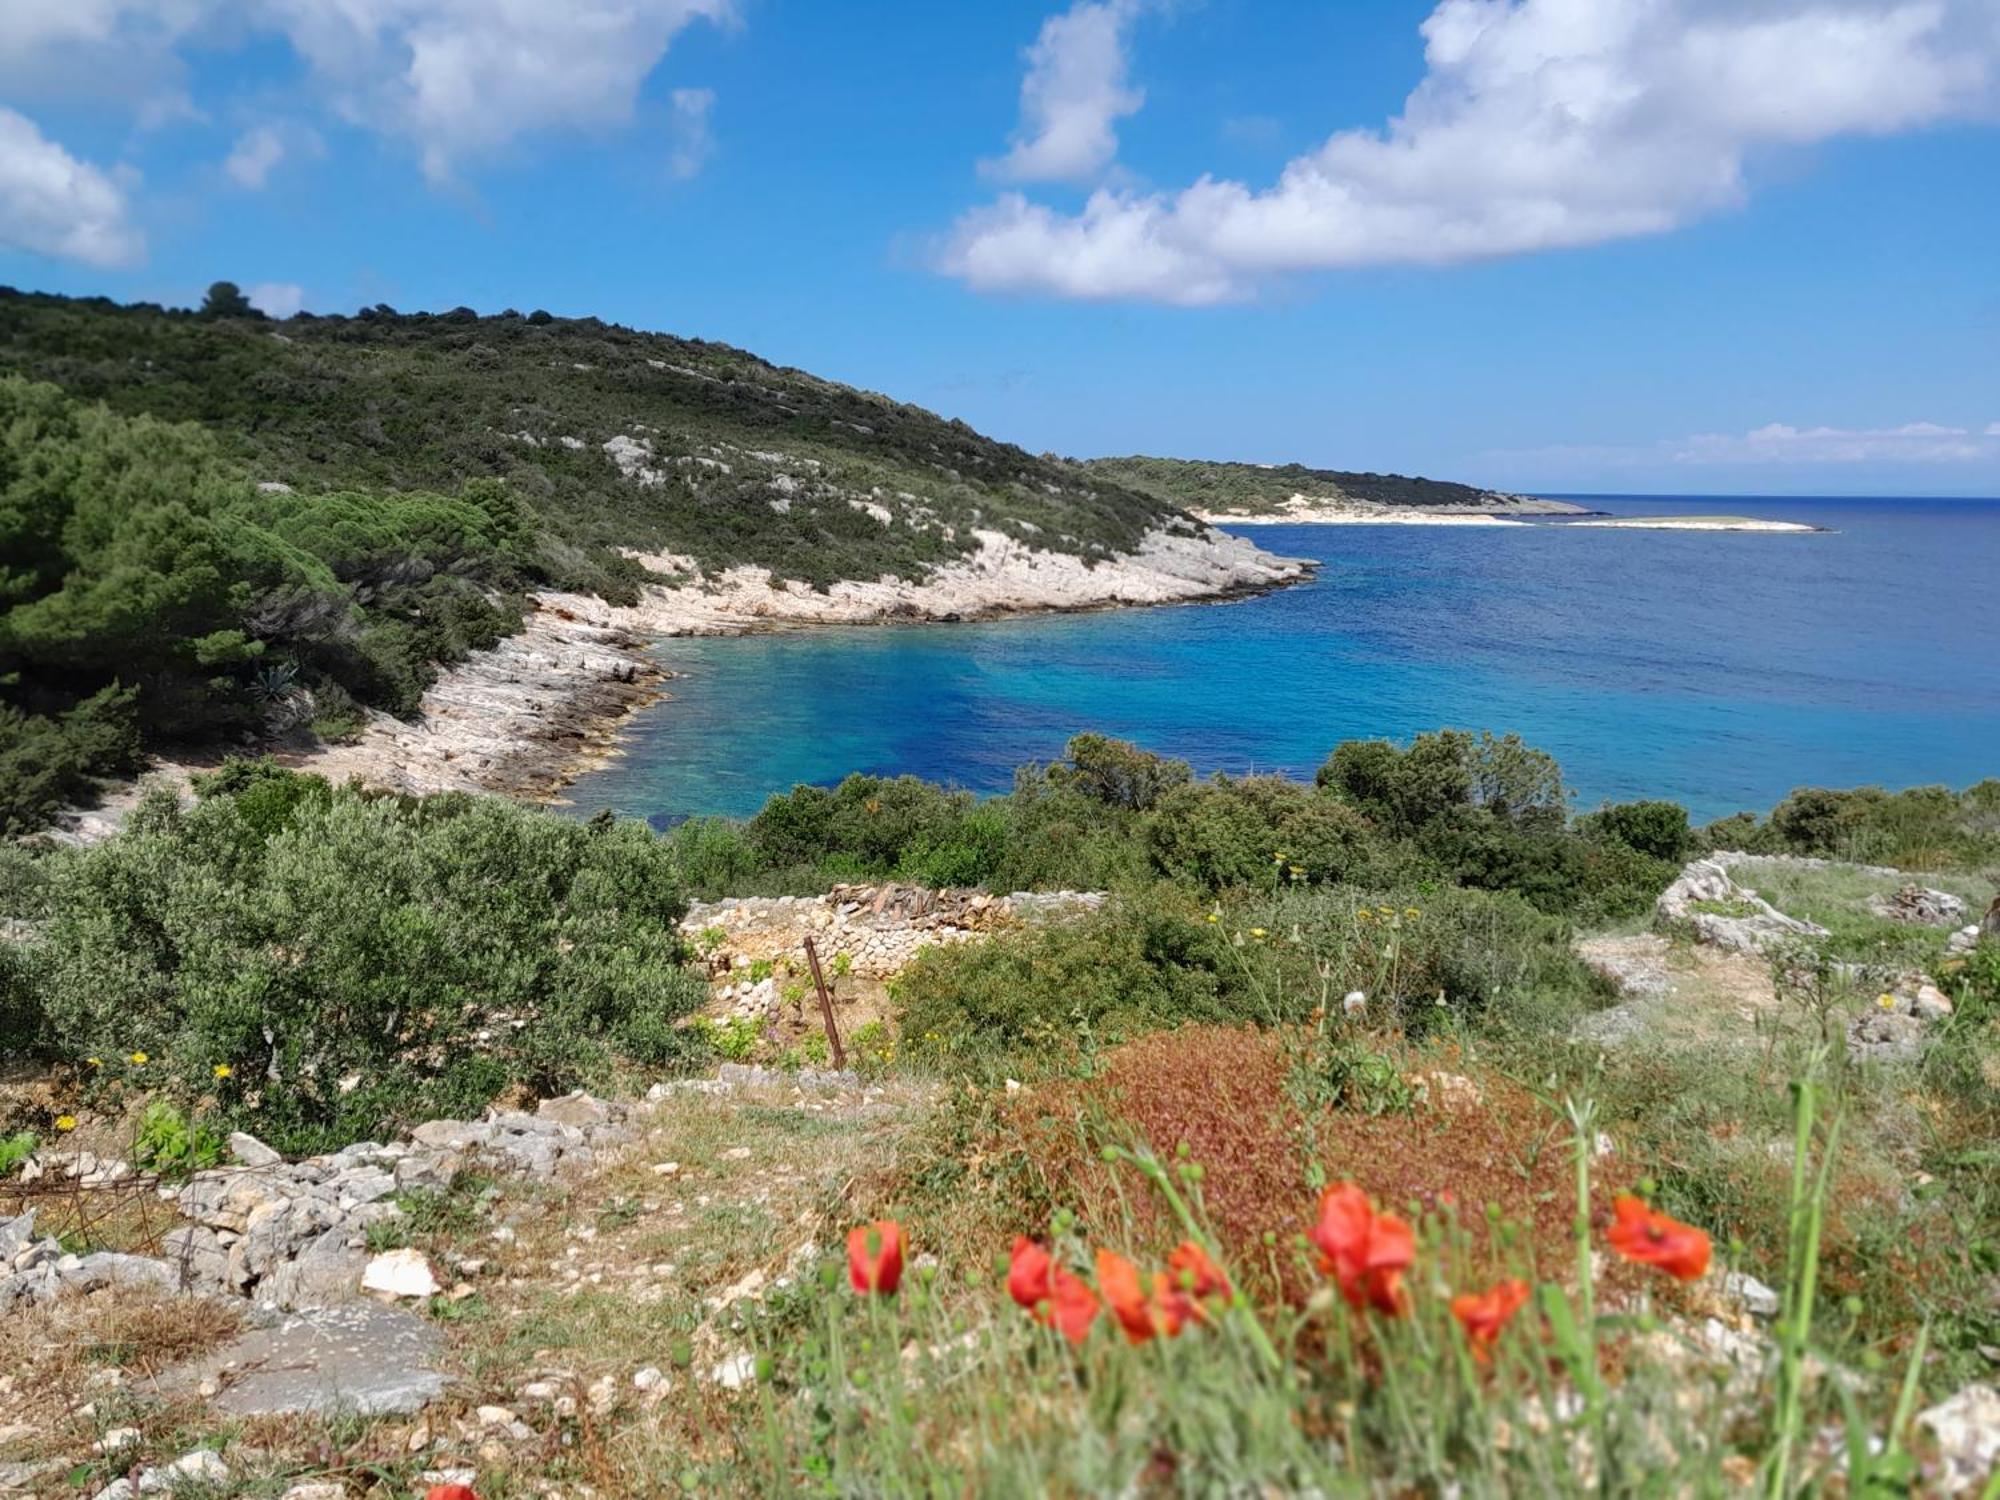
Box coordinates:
[561,495,2000,827]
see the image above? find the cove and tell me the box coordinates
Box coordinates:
[563,496,2000,827]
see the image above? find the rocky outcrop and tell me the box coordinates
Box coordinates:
[686,883,1105,990]
[1867,885,1970,926]
[1654,856,1829,954]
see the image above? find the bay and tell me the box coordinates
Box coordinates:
[564,495,2000,826]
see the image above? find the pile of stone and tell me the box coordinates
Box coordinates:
[1,1091,640,1317]
[683,883,1104,980]
[1654,856,1829,954]
[1846,974,1956,1063]
[1867,884,1970,926]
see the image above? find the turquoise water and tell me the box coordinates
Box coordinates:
[564,496,2000,826]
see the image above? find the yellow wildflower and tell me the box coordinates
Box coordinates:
[55,1114,77,1132]
[1250,927,1268,939]
[128,1051,149,1066]
[1206,912,1220,923]
[1405,907,1421,920]
[86,1057,102,1069]
[1877,993,1896,1011]
[213,1063,234,1080]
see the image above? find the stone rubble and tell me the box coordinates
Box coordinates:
[3,1090,645,1316]
[1867,884,1970,926]
[685,882,1105,982]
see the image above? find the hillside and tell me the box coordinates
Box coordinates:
[0,287,1304,833]
[1082,454,1541,517]
[0,288,1218,594]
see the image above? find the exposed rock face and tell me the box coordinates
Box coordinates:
[686,883,1105,983]
[1654,856,1829,954]
[155,1303,447,1418]
[1867,885,1970,926]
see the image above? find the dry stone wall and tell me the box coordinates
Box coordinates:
[682,883,1105,980]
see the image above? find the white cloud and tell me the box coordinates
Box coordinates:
[3,0,736,185]
[941,0,2000,303]
[246,280,306,318]
[225,124,285,188]
[1674,421,1995,465]
[1483,419,2000,481]
[265,0,736,182]
[222,121,325,189]
[982,0,1146,184]
[0,106,145,267]
[666,87,715,180]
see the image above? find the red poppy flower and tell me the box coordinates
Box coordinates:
[1450,1278,1532,1363]
[1309,1182,1416,1315]
[425,1487,481,1500]
[847,1219,905,1295]
[1097,1249,1197,1343]
[1605,1195,1711,1281]
[1009,1236,1099,1342]
[1046,1266,1101,1343]
[1166,1240,1232,1305]
[1008,1236,1054,1310]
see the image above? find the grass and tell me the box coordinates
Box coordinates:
[1732,857,1993,965]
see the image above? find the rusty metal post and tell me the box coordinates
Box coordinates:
[802,936,846,1069]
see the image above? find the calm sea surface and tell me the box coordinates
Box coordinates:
[563,496,2000,826]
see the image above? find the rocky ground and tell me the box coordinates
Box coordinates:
[0,1066,922,1498]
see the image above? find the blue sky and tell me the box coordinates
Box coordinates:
[3,0,1997,496]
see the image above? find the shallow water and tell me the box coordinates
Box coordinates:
[563,495,2000,826]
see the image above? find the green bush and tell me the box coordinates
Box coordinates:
[1317,730,1567,838]
[894,889,1238,1065]
[1144,775,1382,891]
[1579,799,1695,864]
[13,767,706,1151]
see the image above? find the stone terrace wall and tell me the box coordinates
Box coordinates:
[681,883,1104,979]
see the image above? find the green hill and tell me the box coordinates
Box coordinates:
[1081,454,1518,514]
[0,287,1191,596]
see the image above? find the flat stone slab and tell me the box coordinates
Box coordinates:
[158,1303,447,1417]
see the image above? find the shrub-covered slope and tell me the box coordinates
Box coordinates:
[1083,453,1521,514]
[0,287,1197,593]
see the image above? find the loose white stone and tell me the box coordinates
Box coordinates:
[361,1248,438,1299]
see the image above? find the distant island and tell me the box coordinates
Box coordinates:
[1080,454,1591,524]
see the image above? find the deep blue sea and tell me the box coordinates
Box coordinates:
[563,495,2000,826]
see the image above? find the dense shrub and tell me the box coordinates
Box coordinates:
[10,766,705,1151]
[0,377,533,831]
[1579,799,1696,864]
[893,889,1240,1064]
[1317,729,1567,838]
[1042,732,1191,812]
[1704,782,2000,871]
[1143,775,1382,891]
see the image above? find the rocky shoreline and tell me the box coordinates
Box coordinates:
[276,523,1309,808]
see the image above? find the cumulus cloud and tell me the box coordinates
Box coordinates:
[246,280,306,318]
[0,107,144,267]
[3,0,736,186]
[982,0,1146,184]
[666,87,715,180]
[264,0,736,182]
[941,0,2000,303]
